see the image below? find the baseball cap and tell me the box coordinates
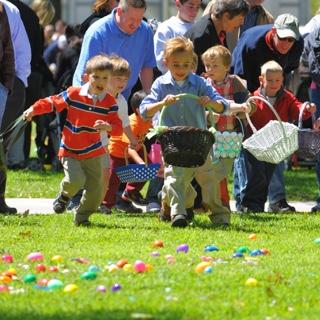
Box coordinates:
[274,14,300,40]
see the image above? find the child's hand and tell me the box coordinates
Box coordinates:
[162,94,179,107]
[313,117,320,131]
[198,96,211,107]
[23,107,34,121]
[94,120,112,132]
[306,102,317,114]
[128,136,139,150]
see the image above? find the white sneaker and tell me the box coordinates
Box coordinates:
[146,202,161,213]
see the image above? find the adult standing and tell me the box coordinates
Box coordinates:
[73,0,156,100]
[203,0,273,52]
[0,0,31,213]
[232,14,304,213]
[184,0,249,75]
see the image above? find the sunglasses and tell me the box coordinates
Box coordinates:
[277,35,295,43]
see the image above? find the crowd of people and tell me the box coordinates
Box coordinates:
[1,0,320,227]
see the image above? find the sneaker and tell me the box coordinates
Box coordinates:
[121,191,148,205]
[115,199,143,213]
[171,214,188,228]
[99,204,112,214]
[67,190,83,211]
[311,203,320,213]
[268,199,296,213]
[146,202,161,213]
[53,194,70,213]
[74,220,91,227]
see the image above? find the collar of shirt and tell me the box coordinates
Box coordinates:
[162,71,198,87]
[79,82,107,101]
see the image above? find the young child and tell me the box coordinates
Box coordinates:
[235,60,316,213]
[23,54,123,226]
[102,90,151,213]
[139,36,250,228]
[154,0,202,74]
[201,44,251,217]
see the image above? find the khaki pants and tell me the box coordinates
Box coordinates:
[61,154,107,222]
[162,156,231,224]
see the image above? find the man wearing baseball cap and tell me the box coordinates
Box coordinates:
[231,13,304,214]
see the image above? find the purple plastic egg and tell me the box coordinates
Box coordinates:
[176,244,189,253]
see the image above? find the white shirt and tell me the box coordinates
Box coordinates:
[1,0,31,87]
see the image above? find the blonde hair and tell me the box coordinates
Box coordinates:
[192,52,198,71]
[260,60,283,76]
[31,0,55,27]
[85,54,113,74]
[163,36,194,61]
[108,55,131,77]
[201,45,231,67]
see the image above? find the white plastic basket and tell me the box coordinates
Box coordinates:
[242,96,299,164]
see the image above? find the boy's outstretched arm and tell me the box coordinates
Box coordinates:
[143,94,179,118]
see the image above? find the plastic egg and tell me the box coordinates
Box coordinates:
[2,255,13,263]
[107,264,118,273]
[111,283,121,292]
[64,284,78,293]
[35,264,46,273]
[236,246,249,254]
[88,265,100,273]
[200,256,214,262]
[123,263,133,272]
[176,244,189,253]
[27,252,44,262]
[232,252,244,258]
[195,262,211,273]
[248,233,257,240]
[204,266,213,274]
[134,260,147,273]
[80,271,97,280]
[116,259,128,269]
[314,238,320,244]
[204,245,219,252]
[260,248,270,255]
[145,264,153,272]
[47,279,64,290]
[245,278,258,287]
[96,285,107,293]
[0,275,12,284]
[37,278,49,286]
[51,255,63,263]
[249,249,263,257]
[23,273,37,283]
[48,266,59,272]
[153,240,164,248]
[0,285,9,292]
[150,251,160,257]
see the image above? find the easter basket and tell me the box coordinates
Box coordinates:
[155,93,215,168]
[212,116,244,159]
[115,145,161,183]
[242,96,299,164]
[297,102,320,157]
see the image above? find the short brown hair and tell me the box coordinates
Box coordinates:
[201,45,231,67]
[108,55,131,77]
[119,0,146,11]
[85,54,113,74]
[163,36,194,61]
[260,60,283,76]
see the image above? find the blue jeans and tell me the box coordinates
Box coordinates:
[268,161,286,204]
[0,83,8,127]
[310,86,320,204]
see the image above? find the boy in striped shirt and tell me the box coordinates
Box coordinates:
[23,54,123,226]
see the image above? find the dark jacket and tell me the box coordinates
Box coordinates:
[302,26,320,84]
[0,3,15,92]
[231,24,304,92]
[79,10,110,36]
[185,14,227,75]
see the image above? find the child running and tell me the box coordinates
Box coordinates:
[23,54,122,226]
[140,36,250,227]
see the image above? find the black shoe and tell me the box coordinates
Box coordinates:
[0,202,17,214]
[121,191,148,205]
[237,205,261,213]
[53,194,70,213]
[74,220,91,227]
[115,199,142,213]
[171,214,188,228]
[268,199,296,213]
[67,190,83,211]
[186,208,195,222]
[311,203,320,213]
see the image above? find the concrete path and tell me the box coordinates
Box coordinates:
[6,198,316,215]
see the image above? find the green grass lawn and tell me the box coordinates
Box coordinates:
[1,167,319,319]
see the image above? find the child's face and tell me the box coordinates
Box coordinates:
[177,0,201,23]
[203,57,229,82]
[259,71,283,96]
[165,51,194,81]
[86,70,110,95]
[106,75,129,96]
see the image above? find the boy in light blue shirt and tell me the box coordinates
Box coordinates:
[140,36,250,227]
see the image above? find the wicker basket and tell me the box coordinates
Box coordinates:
[115,145,161,183]
[297,102,320,156]
[158,126,215,167]
[242,96,299,164]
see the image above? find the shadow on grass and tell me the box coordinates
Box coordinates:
[1,309,183,320]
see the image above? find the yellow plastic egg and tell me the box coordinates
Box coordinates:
[195,262,211,273]
[245,278,258,287]
[63,284,78,293]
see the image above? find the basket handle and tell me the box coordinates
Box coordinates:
[298,102,311,129]
[124,144,148,166]
[245,96,287,139]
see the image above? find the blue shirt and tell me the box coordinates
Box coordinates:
[73,9,156,100]
[140,72,229,129]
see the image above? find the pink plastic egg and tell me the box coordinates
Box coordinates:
[2,255,13,263]
[27,252,44,262]
[134,260,147,273]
